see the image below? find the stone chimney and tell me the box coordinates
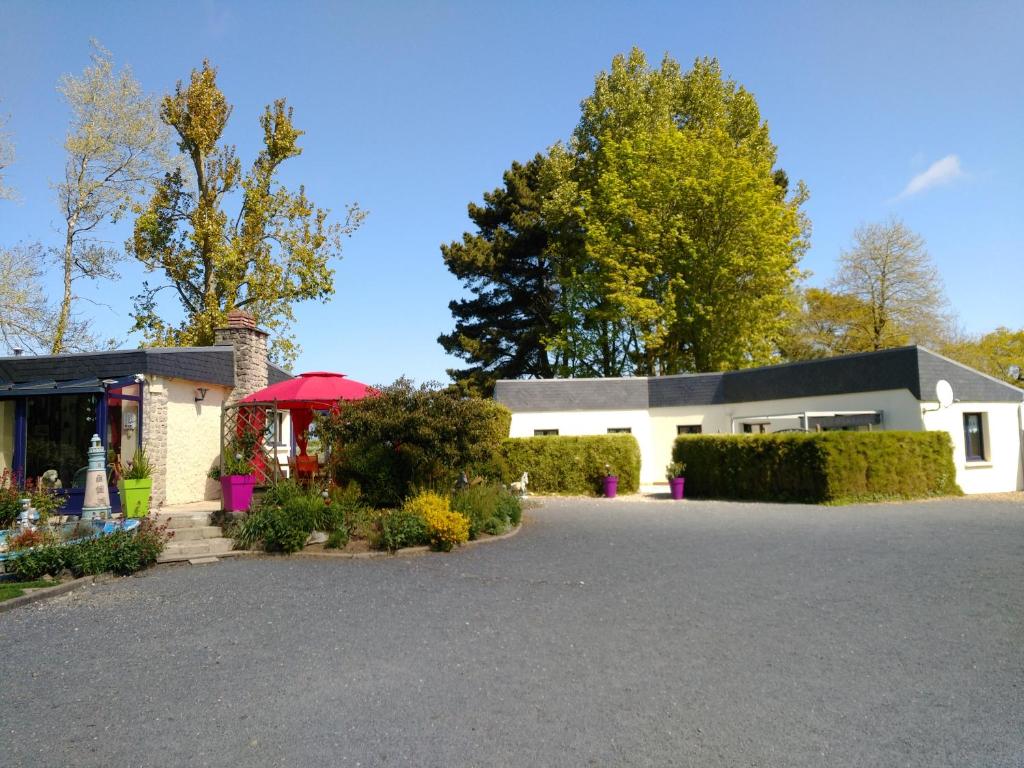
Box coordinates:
[215,310,268,404]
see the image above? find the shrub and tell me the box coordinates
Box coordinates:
[233,479,344,554]
[501,435,641,495]
[378,508,429,552]
[325,527,350,549]
[320,378,512,507]
[423,507,470,552]
[402,490,469,552]
[7,519,171,580]
[672,431,962,504]
[451,483,521,538]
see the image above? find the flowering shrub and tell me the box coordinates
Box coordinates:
[0,470,64,527]
[403,491,469,552]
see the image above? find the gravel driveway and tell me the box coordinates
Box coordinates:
[2,496,1022,767]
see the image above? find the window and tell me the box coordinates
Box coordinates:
[677,425,702,435]
[607,427,631,434]
[963,413,986,462]
[534,429,559,436]
[742,423,767,434]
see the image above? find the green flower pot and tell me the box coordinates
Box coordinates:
[119,478,153,519]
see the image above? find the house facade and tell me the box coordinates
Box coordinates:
[0,311,290,511]
[495,347,1024,495]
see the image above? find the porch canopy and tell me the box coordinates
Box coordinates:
[239,372,373,456]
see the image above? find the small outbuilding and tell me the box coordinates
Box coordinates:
[0,311,288,511]
[494,346,1024,494]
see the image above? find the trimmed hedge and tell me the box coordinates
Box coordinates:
[672,431,962,504]
[502,435,641,495]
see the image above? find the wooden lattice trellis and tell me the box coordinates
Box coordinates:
[220,402,281,485]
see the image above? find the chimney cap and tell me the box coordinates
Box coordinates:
[226,309,257,329]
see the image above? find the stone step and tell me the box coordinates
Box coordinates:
[155,514,213,530]
[158,537,236,562]
[167,525,224,542]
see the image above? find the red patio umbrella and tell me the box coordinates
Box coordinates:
[240,372,374,457]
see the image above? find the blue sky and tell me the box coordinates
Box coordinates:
[1,0,1021,385]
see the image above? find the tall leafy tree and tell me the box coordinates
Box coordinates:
[546,50,808,375]
[439,155,564,395]
[52,41,170,353]
[129,61,365,366]
[943,327,1024,386]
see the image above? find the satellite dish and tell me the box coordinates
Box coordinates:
[935,380,954,409]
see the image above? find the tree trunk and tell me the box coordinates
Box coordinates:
[51,219,76,354]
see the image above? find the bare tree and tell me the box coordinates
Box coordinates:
[51,40,170,353]
[830,217,953,351]
[0,107,14,201]
[0,245,52,353]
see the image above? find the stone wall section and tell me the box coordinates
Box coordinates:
[142,376,169,508]
[215,310,269,405]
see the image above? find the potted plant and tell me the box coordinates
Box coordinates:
[119,447,154,518]
[603,463,618,499]
[666,461,686,500]
[214,448,257,512]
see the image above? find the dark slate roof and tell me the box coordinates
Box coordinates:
[495,377,648,412]
[0,347,237,388]
[268,363,292,385]
[494,346,1024,412]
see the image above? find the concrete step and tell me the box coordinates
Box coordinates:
[167,525,224,542]
[158,537,236,562]
[155,514,213,530]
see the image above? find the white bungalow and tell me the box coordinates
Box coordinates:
[495,347,1024,495]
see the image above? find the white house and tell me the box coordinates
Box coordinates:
[495,346,1024,495]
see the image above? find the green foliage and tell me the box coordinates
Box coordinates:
[672,432,962,504]
[121,445,153,480]
[0,470,63,526]
[943,327,1024,387]
[439,154,563,395]
[441,50,807,379]
[233,479,343,554]
[6,519,171,580]
[665,461,686,480]
[321,378,512,507]
[127,60,365,365]
[501,435,641,495]
[378,508,429,552]
[450,482,521,539]
[325,527,349,549]
[0,580,53,603]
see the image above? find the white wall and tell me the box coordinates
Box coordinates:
[164,379,230,505]
[922,401,1023,494]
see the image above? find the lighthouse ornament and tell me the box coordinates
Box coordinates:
[81,434,111,520]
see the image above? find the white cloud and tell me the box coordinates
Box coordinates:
[896,154,964,200]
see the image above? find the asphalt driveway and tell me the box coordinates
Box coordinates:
[2,496,1022,767]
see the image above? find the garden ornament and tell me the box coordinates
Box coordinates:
[41,469,62,489]
[81,434,111,521]
[510,472,529,497]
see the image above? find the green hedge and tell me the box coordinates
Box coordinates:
[672,432,961,504]
[502,435,641,495]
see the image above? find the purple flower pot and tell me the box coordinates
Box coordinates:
[221,474,257,512]
[603,475,618,498]
[669,477,685,500]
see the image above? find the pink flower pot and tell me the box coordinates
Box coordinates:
[603,475,618,498]
[221,474,257,512]
[669,477,685,500]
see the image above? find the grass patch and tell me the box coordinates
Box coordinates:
[0,579,56,602]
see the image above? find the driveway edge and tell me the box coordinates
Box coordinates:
[0,576,94,614]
